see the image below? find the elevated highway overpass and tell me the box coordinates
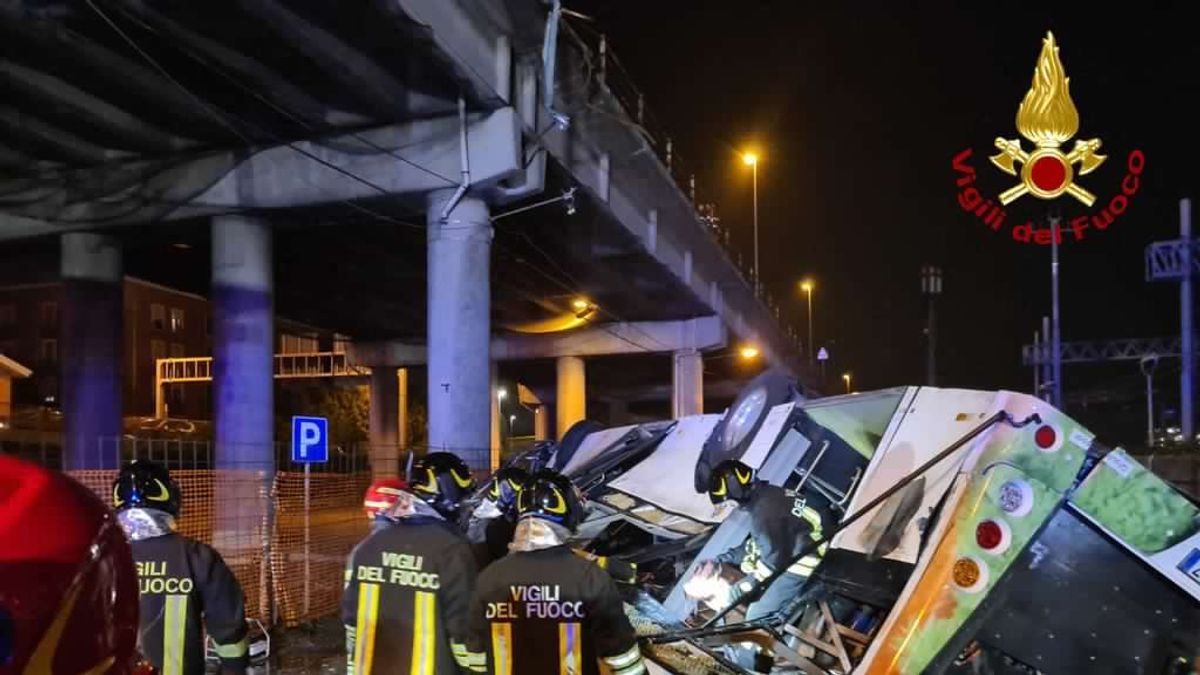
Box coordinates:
[0,0,807,473]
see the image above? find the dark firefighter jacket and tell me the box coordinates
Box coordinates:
[478,514,517,568]
[342,516,484,674]
[130,533,249,675]
[468,545,646,675]
[715,483,826,583]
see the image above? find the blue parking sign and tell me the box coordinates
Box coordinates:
[291,416,328,463]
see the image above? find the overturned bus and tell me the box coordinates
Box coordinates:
[521,371,1200,674]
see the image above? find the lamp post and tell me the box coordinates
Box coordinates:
[742,151,760,294]
[842,372,852,394]
[800,279,814,363]
[920,265,943,386]
[1141,354,1160,450]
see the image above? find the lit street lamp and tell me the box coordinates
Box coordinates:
[741,151,760,294]
[842,372,852,394]
[739,345,760,361]
[800,279,814,363]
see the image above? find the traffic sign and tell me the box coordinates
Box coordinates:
[291,416,328,463]
[817,347,830,362]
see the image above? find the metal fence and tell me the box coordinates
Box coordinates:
[10,437,389,628]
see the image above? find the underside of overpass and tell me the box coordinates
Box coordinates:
[0,0,805,473]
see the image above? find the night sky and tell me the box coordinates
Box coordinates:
[569,1,1200,405]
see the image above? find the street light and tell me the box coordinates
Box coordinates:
[842,372,852,394]
[1141,354,1160,450]
[497,387,507,402]
[739,345,760,360]
[800,279,814,363]
[741,150,760,294]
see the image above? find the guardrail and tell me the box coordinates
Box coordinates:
[557,16,793,333]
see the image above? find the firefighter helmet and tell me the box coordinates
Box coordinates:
[409,452,475,519]
[1,455,140,673]
[112,460,182,517]
[363,478,408,519]
[517,471,585,531]
[487,466,530,515]
[707,459,756,504]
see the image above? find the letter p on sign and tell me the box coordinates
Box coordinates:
[291,416,329,463]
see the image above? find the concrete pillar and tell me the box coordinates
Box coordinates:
[369,366,400,478]
[427,191,492,471]
[212,216,274,472]
[398,368,409,451]
[0,375,10,424]
[211,216,273,563]
[672,348,704,418]
[556,356,586,439]
[490,363,502,471]
[61,233,122,469]
[533,404,549,441]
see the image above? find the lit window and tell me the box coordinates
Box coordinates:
[169,307,185,333]
[39,338,57,363]
[151,303,166,330]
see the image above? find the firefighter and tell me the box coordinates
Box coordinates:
[687,459,826,671]
[112,460,249,675]
[342,451,485,674]
[1,455,142,674]
[465,465,528,566]
[469,471,647,675]
[468,466,639,583]
[363,477,408,532]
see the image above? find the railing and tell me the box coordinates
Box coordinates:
[158,356,213,383]
[556,16,797,350]
[155,352,371,416]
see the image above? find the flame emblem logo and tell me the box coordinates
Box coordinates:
[990,32,1106,206]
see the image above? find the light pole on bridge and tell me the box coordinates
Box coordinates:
[741,151,760,296]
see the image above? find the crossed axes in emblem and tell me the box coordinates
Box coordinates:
[990,137,1106,206]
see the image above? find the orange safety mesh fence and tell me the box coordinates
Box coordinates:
[270,471,371,627]
[69,469,274,625]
